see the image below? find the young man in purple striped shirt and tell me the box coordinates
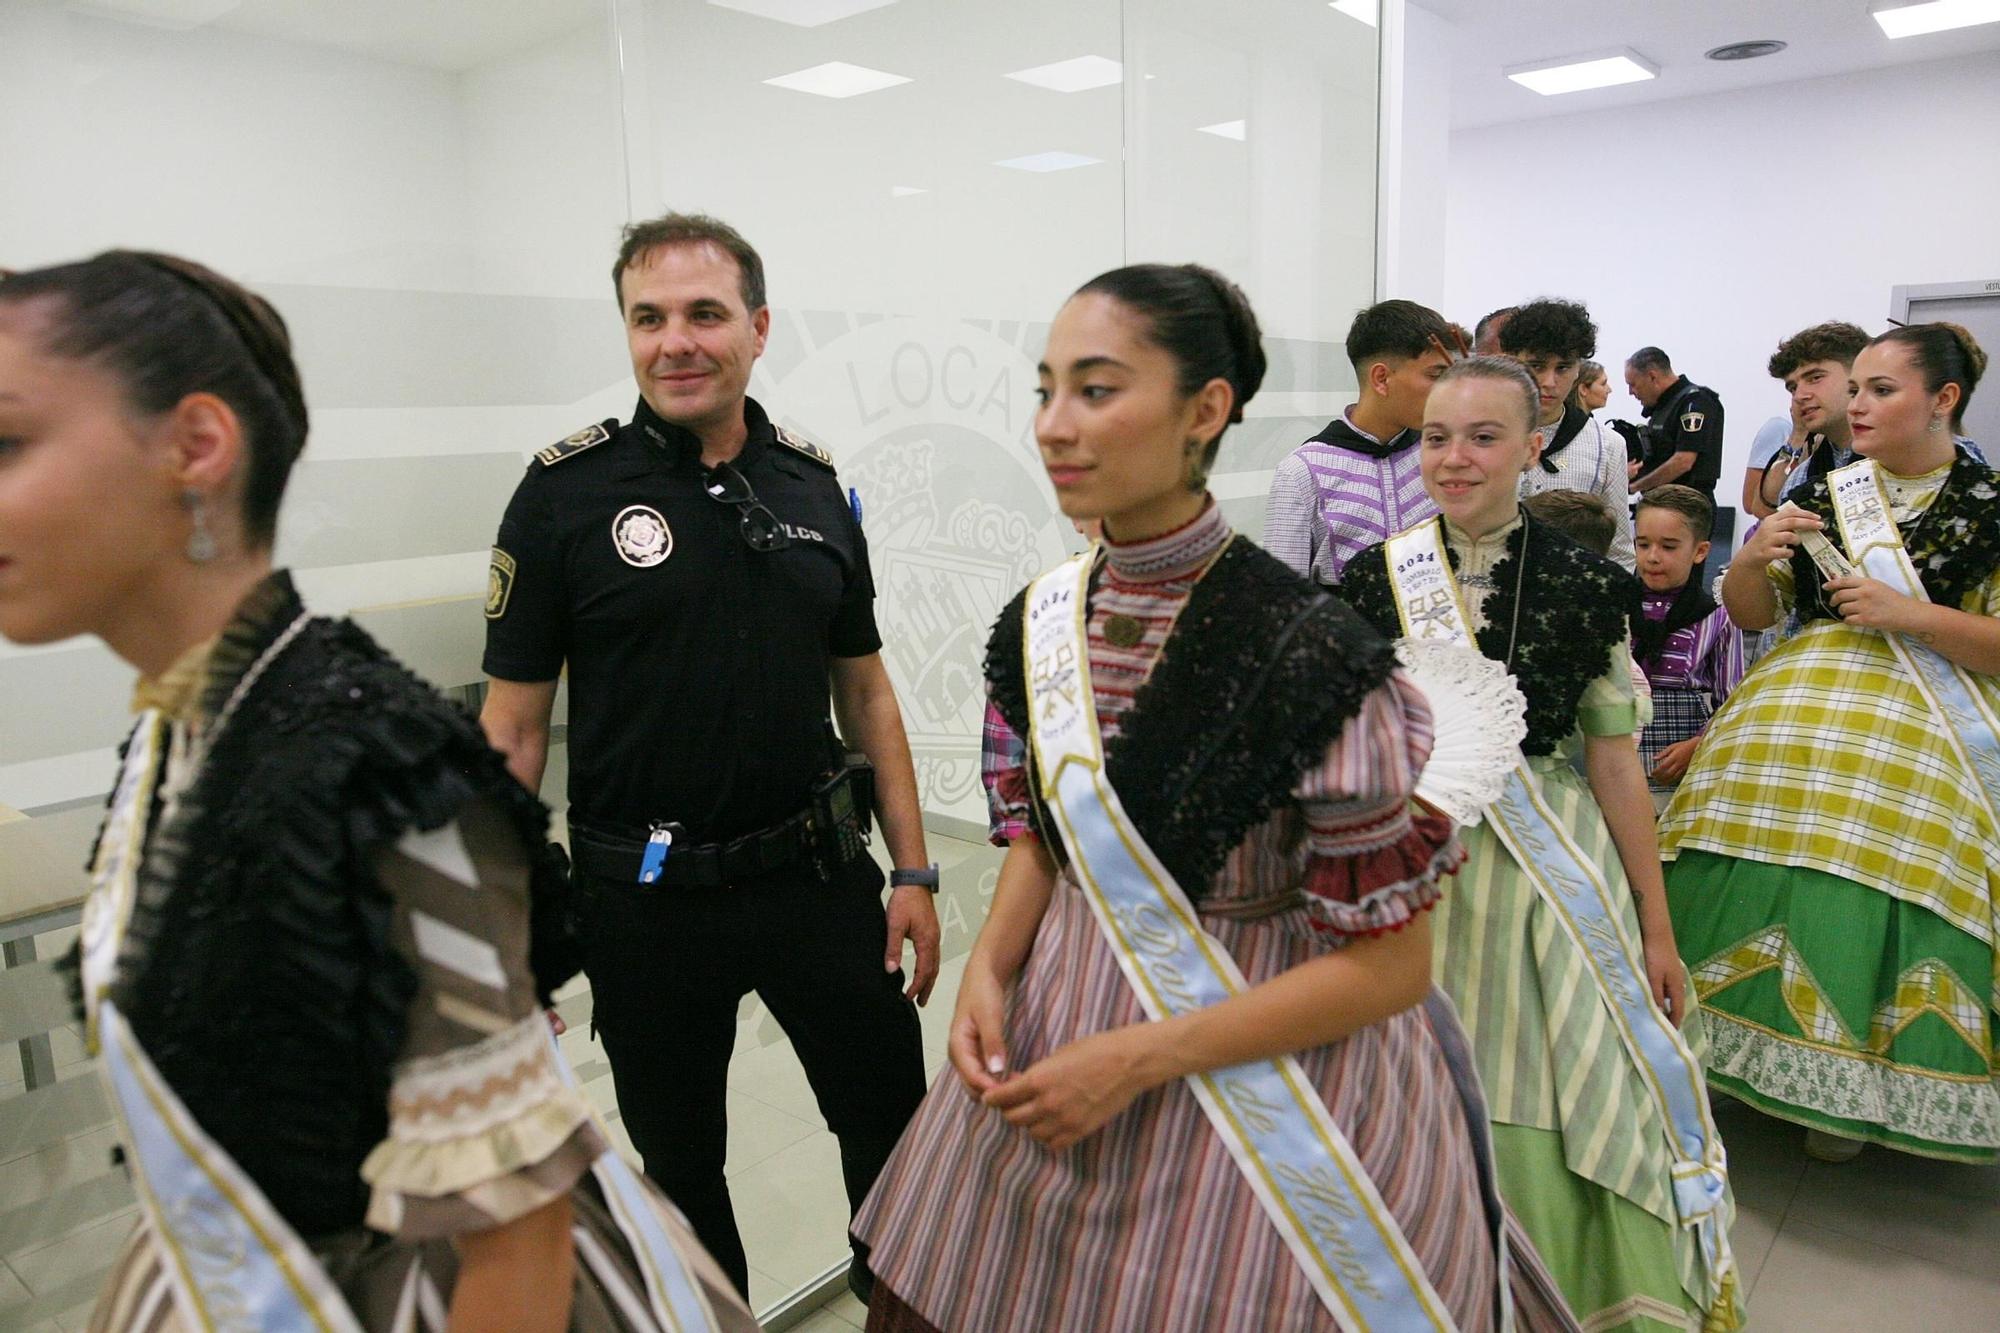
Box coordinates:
[1261,300,1456,586]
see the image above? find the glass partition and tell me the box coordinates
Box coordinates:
[0,0,1377,1322]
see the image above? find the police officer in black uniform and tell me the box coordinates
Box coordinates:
[480,213,937,1304]
[1624,345,1726,501]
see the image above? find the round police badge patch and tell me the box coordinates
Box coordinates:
[612,505,673,567]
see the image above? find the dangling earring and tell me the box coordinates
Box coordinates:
[183,489,219,564]
[1931,416,1946,434]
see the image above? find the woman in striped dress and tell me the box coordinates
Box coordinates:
[1661,324,2000,1165]
[851,265,1574,1332]
[0,253,755,1332]
[1341,357,1741,1333]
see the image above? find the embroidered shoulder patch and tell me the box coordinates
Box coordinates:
[536,422,611,466]
[773,424,836,471]
[485,548,517,619]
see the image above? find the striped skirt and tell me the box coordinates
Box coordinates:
[1438,758,1740,1331]
[85,1173,758,1332]
[851,874,1576,1332]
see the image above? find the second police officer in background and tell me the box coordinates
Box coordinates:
[479,212,938,1306]
[1626,345,1727,503]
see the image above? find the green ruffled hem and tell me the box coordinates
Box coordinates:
[1667,849,2000,1160]
[1493,1124,1742,1333]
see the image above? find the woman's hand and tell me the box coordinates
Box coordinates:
[1823,575,1919,633]
[948,961,1012,1098]
[1740,507,1821,571]
[1644,934,1689,1029]
[1647,737,1700,785]
[982,1025,1152,1151]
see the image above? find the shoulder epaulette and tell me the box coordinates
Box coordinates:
[536,422,612,467]
[773,424,837,471]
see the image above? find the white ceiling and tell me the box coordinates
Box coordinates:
[65,0,600,71]
[1415,0,2000,130]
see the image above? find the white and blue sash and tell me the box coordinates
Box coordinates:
[1826,458,2000,830]
[82,712,724,1333]
[1382,520,1735,1306]
[1024,555,1468,1333]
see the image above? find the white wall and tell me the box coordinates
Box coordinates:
[1438,51,2000,499]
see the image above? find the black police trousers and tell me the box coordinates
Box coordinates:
[577,854,927,1300]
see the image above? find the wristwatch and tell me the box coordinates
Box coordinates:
[890,863,941,893]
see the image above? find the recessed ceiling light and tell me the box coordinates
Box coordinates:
[1871,0,2000,38]
[763,61,911,98]
[995,151,1103,173]
[1003,55,1123,92]
[1328,0,1377,26]
[1198,120,1247,141]
[1705,39,1788,61]
[890,185,928,197]
[1505,49,1658,96]
[707,0,897,27]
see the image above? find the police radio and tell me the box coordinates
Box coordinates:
[807,720,874,874]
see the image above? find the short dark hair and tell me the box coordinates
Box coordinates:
[613,212,767,312]
[1474,307,1516,344]
[0,251,308,548]
[1768,322,1869,381]
[1498,298,1598,361]
[1867,322,1988,432]
[1636,483,1714,543]
[1344,299,1453,370]
[1627,346,1673,376]
[1434,354,1539,433]
[1074,263,1267,477]
[1522,489,1615,556]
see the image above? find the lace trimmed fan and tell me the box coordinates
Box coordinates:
[1395,637,1527,826]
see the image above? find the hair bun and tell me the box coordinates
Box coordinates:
[1940,321,1989,386]
[1181,264,1266,422]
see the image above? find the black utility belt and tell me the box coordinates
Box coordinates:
[570,813,813,889]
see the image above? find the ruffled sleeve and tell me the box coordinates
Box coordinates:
[359,794,602,1239]
[1293,674,1462,941]
[981,699,1036,846]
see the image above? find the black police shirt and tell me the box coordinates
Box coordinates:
[483,395,881,842]
[1640,374,1726,496]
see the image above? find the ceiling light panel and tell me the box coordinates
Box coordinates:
[709,0,898,26]
[1505,49,1658,97]
[1003,55,1123,92]
[1871,0,2000,37]
[1198,120,1247,141]
[763,61,911,98]
[995,151,1103,173]
[1329,0,1377,26]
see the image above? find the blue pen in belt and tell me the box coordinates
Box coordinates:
[638,823,674,884]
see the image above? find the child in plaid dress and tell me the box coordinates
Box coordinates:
[1632,487,1744,804]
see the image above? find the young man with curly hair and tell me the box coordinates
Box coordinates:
[1500,298,1636,569]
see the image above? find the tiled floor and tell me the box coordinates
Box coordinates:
[6,826,2000,1329]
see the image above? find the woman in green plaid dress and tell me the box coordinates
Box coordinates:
[1660,324,1999,1164]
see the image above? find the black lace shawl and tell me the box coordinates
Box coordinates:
[1340,515,1640,757]
[1784,446,2000,623]
[985,539,1396,897]
[74,573,575,1239]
